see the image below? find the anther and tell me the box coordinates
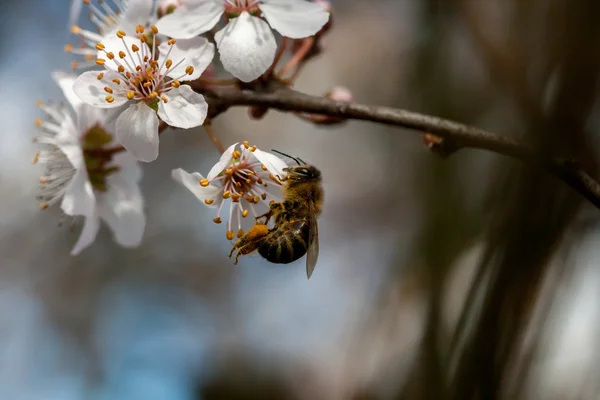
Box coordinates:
[40,202,49,210]
[71,25,81,34]
[161,96,168,103]
[232,150,241,159]
[223,191,231,199]
[126,91,135,100]
[143,81,152,88]
[119,51,126,59]
[225,169,233,176]
[116,30,127,39]
[149,92,158,99]
[168,39,176,45]
[131,44,140,52]
[237,229,245,238]
[226,230,235,240]
[254,195,260,203]
[213,217,222,224]
[96,58,106,66]
[35,118,43,127]
[235,182,242,188]
[232,193,241,201]
[200,179,209,187]
[242,209,249,218]
[151,25,159,34]
[185,66,194,75]
[32,152,40,164]
[105,95,115,103]
[64,44,74,52]
[118,65,125,73]
[261,164,267,171]
[39,177,47,184]
[104,87,113,93]
[106,52,115,60]
[171,80,181,88]
[166,59,173,69]
[97,72,104,80]
[261,193,267,200]
[136,25,145,34]
[95,43,105,51]
[250,145,257,152]
[205,199,214,205]
[243,141,249,148]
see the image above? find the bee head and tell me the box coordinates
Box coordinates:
[282,165,321,182]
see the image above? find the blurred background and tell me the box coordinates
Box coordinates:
[2,0,600,398]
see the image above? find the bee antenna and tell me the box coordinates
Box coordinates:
[271,149,303,165]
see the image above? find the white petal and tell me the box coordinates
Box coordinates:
[97,174,146,248]
[73,70,128,109]
[98,35,151,72]
[158,37,215,80]
[61,168,96,216]
[71,212,101,255]
[253,148,288,179]
[116,102,160,162]
[120,0,155,31]
[259,0,330,39]
[155,0,223,39]
[111,152,143,185]
[215,12,277,82]
[207,142,238,181]
[52,70,83,112]
[157,85,207,129]
[172,168,222,207]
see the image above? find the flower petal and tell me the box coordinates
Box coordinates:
[207,142,238,181]
[73,70,128,108]
[61,168,96,216]
[155,0,223,39]
[172,168,222,207]
[52,70,83,112]
[116,102,160,162]
[71,212,101,255]
[259,0,330,39]
[158,37,215,80]
[98,35,151,72]
[157,85,207,129]
[120,0,155,31]
[214,12,277,82]
[253,148,288,179]
[97,174,146,248]
[111,152,143,185]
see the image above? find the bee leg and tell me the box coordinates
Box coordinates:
[228,245,237,260]
[234,251,243,265]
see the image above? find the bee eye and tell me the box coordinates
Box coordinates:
[295,167,311,177]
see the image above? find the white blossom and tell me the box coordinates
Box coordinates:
[73,27,214,162]
[67,0,157,69]
[171,142,288,240]
[34,71,146,255]
[155,0,330,82]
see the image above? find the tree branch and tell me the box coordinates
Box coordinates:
[199,84,600,210]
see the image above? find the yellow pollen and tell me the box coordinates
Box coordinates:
[35,118,43,127]
[131,44,140,52]
[232,150,241,159]
[250,145,257,152]
[118,65,125,73]
[242,209,249,218]
[119,51,126,59]
[261,164,267,171]
[237,229,245,238]
[185,66,194,75]
[168,39,176,46]
[254,195,260,203]
[136,25,144,34]
[223,191,231,199]
[97,72,104,80]
[200,179,209,187]
[104,87,113,93]
[261,193,267,200]
[235,182,242,188]
[106,52,115,60]
[143,81,153,88]
[149,91,158,99]
[112,78,121,85]
[166,59,173,69]
[105,95,115,103]
[32,152,39,164]
[246,178,252,184]
[232,193,241,201]
[225,169,233,176]
[171,80,181,88]
[151,25,159,34]
[226,230,235,240]
[126,91,135,100]
[71,25,81,34]
[213,217,222,224]
[64,44,74,52]
[116,30,126,38]
[95,43,105,51]
[205,199,215,205]
[243,141,249,148]
[40,202,49,210]
[96,58,106,66]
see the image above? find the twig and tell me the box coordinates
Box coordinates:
[199,84,600,209]
[204,122,225,154]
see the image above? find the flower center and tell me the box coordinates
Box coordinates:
[95,26,194,107]
[82,124,119,192]
[224,0,261,18]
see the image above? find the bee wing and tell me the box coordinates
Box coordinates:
[306,202,319,279]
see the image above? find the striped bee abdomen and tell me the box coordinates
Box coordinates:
[258,219,310,264]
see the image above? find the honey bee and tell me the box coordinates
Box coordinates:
[228,151,323,279]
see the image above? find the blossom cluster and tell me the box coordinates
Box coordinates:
[35,0,335,254]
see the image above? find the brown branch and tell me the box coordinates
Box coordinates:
[199,84,600,209]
